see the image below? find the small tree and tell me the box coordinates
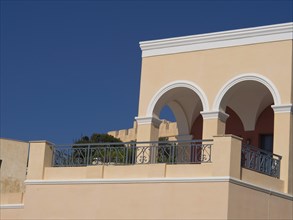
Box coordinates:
[74,133,122,144]
[72,133,134,165]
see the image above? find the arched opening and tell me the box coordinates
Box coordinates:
[158,105,177,141]
[153,87,204,163]
[143,81,209,163]
[226,105,274,150]
[160,105,176,122]
[151,86,205,140]
[221,80,275,152]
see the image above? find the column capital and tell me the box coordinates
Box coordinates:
[201,110,229,122]
[135,116,162,128]
[271,104,293,114]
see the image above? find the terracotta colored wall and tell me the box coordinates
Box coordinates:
[255,105,274,146]
[225,106,274,148]
[190,115,203,140]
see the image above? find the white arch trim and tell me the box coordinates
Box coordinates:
[146,80,209,117]
[213,73,281,111]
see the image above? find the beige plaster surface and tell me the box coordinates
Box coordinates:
[22,181,230,220]
[0,207,24,220]
[241,168,284,192]
[26,141,53,180]
[273,112,293,193]
[2,179,292,220]
[44,166,104,179]
[138,40,292,116]
[103,163,166,179]
[0,139,28,204]
[228,181,292,220]
[108,120,178,142]
[165,164,212,177]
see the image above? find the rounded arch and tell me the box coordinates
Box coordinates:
[167,101,190,134]
[213,73,281,111]
[146,80,209,117]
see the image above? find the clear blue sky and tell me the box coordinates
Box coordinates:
[1,0,292,144]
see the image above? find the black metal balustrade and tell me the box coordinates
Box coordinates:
[241,144,282,178]
[52,140,212,167]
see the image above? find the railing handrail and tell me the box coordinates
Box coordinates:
[54,139,214,148]
[52,139,213,167]
[241,144,281,178]
[242,144,282,160]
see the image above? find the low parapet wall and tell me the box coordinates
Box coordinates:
[108,120,178,142]
[1,136,292,220]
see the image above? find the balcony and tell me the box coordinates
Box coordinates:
[51,139,281,179]
[52,140,212,166]
[24,135,284,195]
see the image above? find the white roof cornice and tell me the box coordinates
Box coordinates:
[140,22,293,57]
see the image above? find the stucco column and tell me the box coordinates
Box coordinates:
[135,116,161,142]
[272,104,293,194]
[135,116,162,164]
[201,111,229,140]
[212,135,242,179]
[26,141,54,180]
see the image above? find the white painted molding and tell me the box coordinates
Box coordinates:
[146,80,209,116]
[24,177,293,200]
[271,104,293,114]
[213,73,281,110]
[24,177,230,185]
[140,22,293,57]
[135,116,162,128]
[0,204,24,209]
[201,110,230,122]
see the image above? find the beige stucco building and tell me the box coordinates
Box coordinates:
[1,23,293,219]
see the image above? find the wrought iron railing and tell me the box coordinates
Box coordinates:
[241,144,282,178]
[52,140,212,167]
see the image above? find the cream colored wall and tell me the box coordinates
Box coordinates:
[138,40,292,116]
[0,139,29,204]
[20,181,229,220]
[158,120,178,139]
[273,112,293,194]
[108,120,178,142]
[44,164,213,180]
[2,179,290,220]
[108,121,138,142]
[26,141,53,180]
[241,168,284,192]
[228,182,292,220]
[0,207,24,220]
